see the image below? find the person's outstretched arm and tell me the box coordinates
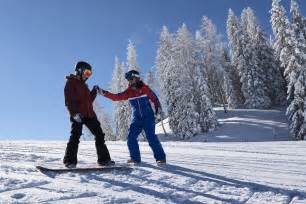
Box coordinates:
[99,88,130,101]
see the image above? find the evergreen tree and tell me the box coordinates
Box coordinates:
[167,24,198,139]
[271,0,306,140]
[271,0,298,102]
[240,8,272,108]
[110,57,130,140]
[253,26,286,106]
[127,40,139,71]
[288,64,306,140]
[118,62,132,141]
[226,9,245,107]
[291,0,306,41]
[145,68,157,92]
[196,16,226,107]
[271,0,293,75]
[286,0,306,140]
[222,48,242,109]
[93,101,115,141]
[168,24,217,139]
[156,26,174,114]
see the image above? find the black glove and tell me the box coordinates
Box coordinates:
[155,106,160,115]
[93,85,100,91]
[155,106,163,122]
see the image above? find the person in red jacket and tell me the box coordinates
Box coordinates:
[63,61,114,168]
[98,70,166,165]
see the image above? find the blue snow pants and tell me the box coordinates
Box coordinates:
[127,114,166,163]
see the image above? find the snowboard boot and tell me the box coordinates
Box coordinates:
[64,162,77,168]
[127,159,141,166]
[63,145,78,166]
[156,159,166,165]
[97,160,115,166]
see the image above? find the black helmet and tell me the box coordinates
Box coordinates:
[75,61,92,76]
[125,70,140,80]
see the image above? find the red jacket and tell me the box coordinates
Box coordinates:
[104,82,160,117]
[64,75,97,118]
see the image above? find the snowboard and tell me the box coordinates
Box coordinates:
[36,164,133,173]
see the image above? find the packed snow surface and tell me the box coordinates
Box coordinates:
[1,108,305,203]
[0,141,305,204]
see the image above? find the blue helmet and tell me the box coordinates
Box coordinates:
[125,70,140,80]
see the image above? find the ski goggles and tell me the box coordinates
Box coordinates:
[125,72,140,81]
[83,69,92,78]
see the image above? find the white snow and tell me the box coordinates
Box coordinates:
[156,107,290,142]
[0,140,305,203]
[1,108,306,203]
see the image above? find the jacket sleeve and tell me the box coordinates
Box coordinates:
[90,88,97,101]
[64,80,79,116]
[143,85,161,109]
[103,88,130,101]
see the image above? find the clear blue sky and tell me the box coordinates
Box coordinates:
[0,0,304,140]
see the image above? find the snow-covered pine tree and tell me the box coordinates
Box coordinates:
[93,101,115,141]
[126,40,139,71]
[271,0,293,76]
[291,0,306,41]
[110,57,132,141]
[156,26,174,114]
[221,48,242,109]
[110,57,120,140]
[288,62,306,140]
[168,24,217,139]
[253,25,286,106]
[286,38,306,140]
[110,57,122,94]
[118,61,132,141]
[286,0,306,140]
[109,57,130,140]
[226,9,245,107]
[271,0,301,103]
[241,7,286,106]
[193,67,218,133]
[145,68,157,92]
[271,0,306,140]
[196,16,226,108]
[168,24,199,139]
[240,8,272,108]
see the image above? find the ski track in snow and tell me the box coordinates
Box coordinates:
[0,141,306,204]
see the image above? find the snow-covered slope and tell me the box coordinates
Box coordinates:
[156,107,290,142]
[1,108,303,203]
[0,141,305,203]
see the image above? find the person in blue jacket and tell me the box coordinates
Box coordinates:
[98,70,166,165]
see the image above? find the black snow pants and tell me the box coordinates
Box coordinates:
[63,117,111,165]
